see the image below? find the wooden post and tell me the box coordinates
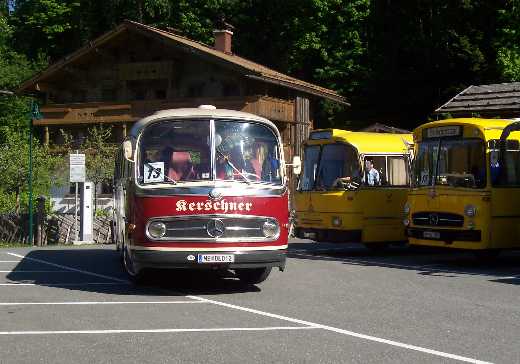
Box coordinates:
[44,126,49,146]
[35,195,47,246]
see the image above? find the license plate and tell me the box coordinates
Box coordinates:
[197,254,234,264]
[423,231,440,239]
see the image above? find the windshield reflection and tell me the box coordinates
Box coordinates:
[138,119,282,185]
[414,138,486,188]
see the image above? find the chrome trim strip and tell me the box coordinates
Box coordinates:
[135,185,287,197]
[226,227,262,231]
[166,227,206,231]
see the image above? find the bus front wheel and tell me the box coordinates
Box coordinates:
[235,267,272,285]
[123,246,147,284]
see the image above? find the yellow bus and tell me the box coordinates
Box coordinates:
[405,118,520,254]
[294,129,413,248]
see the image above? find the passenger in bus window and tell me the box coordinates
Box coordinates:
[161,147,196,181]
[363,159,381,186]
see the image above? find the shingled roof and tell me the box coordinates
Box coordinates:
[17,20,348,105]
[435,82,520,117]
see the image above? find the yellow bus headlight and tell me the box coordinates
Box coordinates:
[403,202,411,215]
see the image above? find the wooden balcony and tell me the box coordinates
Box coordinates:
[35,96,295,126]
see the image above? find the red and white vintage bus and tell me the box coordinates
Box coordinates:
[112,106,291,284]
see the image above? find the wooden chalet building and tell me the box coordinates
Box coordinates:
[18,20,347,158]
[17,20,346,212]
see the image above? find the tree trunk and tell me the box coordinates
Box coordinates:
[14,187,20,214]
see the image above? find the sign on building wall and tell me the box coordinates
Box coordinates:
[69,153,86,182]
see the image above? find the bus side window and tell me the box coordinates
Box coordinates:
[363,156,385,186]
[387,156,409,186]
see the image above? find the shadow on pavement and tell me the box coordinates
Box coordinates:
[288,240,520,285]
[5,247,261,296]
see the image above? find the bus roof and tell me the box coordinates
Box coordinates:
[129,107,276,138]
[413,118,520,141]
[306,129,413,154]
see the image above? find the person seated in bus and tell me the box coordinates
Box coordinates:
[162,148,196,181]
[261,150,280,182]
[362,159,381,186]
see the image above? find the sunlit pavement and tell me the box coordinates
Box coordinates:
[0,240,518,364]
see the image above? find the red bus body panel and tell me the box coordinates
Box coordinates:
[130,193,289,249]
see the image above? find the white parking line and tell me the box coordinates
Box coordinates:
[5,251,493,364]
[0,270,70,273]
[0,282,128,286]
[0,261,21,263]
[188,296,493,364]
[6,252,129,283]
[0,326,317,335]
[0,300,203,305]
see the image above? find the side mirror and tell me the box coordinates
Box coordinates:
[291,156,301,175]
[123,139,133,161]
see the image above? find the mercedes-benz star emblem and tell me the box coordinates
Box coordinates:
[206,219,225,238]
[209,188,223,201]
[429,213,439,226]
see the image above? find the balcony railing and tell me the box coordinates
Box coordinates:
[36,96,295,125]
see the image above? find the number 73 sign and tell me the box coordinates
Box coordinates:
[144,162,165,183]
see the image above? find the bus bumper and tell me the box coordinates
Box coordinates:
[406,228,481,242]
[131,249,286,271]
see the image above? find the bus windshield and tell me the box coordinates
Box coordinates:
[138,119,282,185]
[300,143,360,191]
[414,138,486,188]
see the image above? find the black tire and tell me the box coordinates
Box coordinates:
[123,245,147,284]
[235,267,272,285]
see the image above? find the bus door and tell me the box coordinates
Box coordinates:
[490,125,520,248]
[359,154,410,242]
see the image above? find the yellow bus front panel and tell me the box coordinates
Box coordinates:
[406,189,491,249]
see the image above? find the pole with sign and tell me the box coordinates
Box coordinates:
[70,153,85,242]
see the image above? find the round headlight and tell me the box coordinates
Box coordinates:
[403,218,410,226]
[148,221,166,239]
[403,202,411,215]
[262,220,280,239]
[464,205,477,217]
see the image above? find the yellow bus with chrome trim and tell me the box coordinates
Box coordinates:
[294,129,413,248]
[405,118,520,254]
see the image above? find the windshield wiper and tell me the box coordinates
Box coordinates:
[144,162,177,185]
[216,149,251,184]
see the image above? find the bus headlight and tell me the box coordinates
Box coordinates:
[403,218,410,226]
[403,202,411,215]
[262,220,280,239]
[464,205,477,217]
[332,216,342,227]
[148,221,166,239]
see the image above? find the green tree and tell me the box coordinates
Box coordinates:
[83,125,117,212]
[0,130,60,213]
[496,1,520,81]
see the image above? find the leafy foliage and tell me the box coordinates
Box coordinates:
[2,1,520,131]
[0,130,60,213]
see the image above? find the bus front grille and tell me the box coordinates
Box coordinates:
[146,214,279,242]
[412,212,464,227]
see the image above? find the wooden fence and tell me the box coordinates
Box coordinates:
[0,213,112,245]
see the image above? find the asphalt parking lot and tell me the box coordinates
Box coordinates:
[0,239,519,364]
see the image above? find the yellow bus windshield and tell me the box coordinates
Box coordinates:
[300,143,360,191]
[413,138,486,188]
